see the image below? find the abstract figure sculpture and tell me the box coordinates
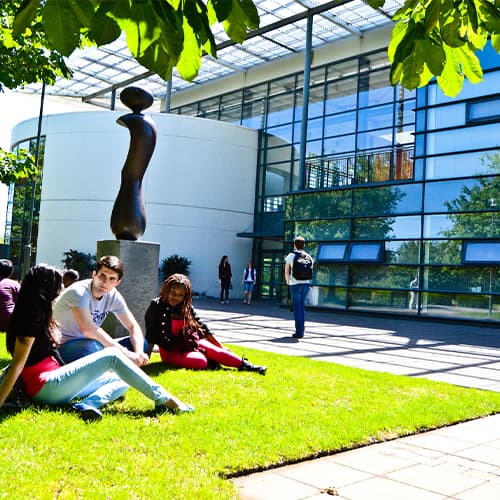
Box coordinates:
[110,86,157,240]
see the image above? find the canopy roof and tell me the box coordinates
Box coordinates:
[22,0,401,109]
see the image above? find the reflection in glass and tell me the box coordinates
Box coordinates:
[293,190,351,219]
[348,243,382,261]
[424,177,499,213]
[314,264,348,286]
[348,289,409,310]
[423,240,462,265]
[385,241,420,264]
[420,292,500,320]
[293,219,351,241]
[354,215,421,239]
[463,242,500,263]
[324,111,356,136]
[424,266,499,293]
[351,265,418,289]
[353,184,422,216]
[425,150,500,179]
[317,286,347,308]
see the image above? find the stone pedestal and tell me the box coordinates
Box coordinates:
[97,239,160,337]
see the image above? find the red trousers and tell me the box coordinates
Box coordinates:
[159,338,243,370]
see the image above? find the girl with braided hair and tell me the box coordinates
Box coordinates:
[0,264,193,421]
[145,274,266,374]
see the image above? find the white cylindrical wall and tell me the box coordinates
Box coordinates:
[11,111,258,297]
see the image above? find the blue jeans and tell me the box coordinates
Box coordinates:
[33,347,172,410]
[289,283,310,337]
[59,337,149,364]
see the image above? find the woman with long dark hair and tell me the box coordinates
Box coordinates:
[0,264,193,421]
[145,274,266,374]
[218,255,232,304]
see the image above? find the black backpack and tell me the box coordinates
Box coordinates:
[292,251,313,280]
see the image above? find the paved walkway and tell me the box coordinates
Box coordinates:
[194,299,500,500]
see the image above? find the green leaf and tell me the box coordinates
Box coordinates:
[366,0,386,8]
[400,38,433,89]
[42,0,82,55]
[492,33,500,51]
[176,16,202,81]
[436,44,464,96]
[456,44,483,83]
[224,0,253,43]
[476,0,500,33]
[393,0,421,22]
[440,0,466,47]
[12,0,39,38]
[463,0,479,32]
[388,20,408,62]
[422,38,446,75]
[240,0,259,29]
[136,38,174,81]
[90,8,121,46]
[424,0,441,34]
[211,0,232,21]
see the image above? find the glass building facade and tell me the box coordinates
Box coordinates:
[171,42,499,323]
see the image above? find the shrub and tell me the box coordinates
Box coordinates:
[62,249,96,279]
[160,254,191,280]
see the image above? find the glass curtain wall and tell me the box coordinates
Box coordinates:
[171,43,499,322]
[5,137,45,278]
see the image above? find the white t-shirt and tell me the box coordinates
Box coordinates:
[285,252,312,286]
[53,279,128,343]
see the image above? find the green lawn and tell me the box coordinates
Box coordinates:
[1,341,500,499]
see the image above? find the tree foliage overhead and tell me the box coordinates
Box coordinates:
[0,0,71,91]
[367,0,500,96]
[7,0,259,89]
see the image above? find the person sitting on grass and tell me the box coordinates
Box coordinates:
[0,264,194,421]
[145,273,267,375]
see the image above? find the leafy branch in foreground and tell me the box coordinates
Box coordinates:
[10,0,259,86]
[0,148,38,185]
[368,0,500,96]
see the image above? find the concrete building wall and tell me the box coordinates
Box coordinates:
[11,111,258,297]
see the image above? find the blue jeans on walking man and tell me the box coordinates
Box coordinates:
[289,283,310,338]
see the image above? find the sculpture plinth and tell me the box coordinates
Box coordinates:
[110,86,157,240]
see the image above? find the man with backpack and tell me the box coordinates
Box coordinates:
[284,236,313,339]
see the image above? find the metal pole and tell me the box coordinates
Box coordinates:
[22,82,45,278]
[298,14,313,190]
[163,77,172,113]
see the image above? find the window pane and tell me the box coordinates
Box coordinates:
[315,264,348,286]
[348,289,409,311]
[307,117,323,140]
[351,265,416,288]
[427,103,466,129]
[358,104,394,132]
[323,134,355,155]
[425,150,500,180]
[463,242,500,263]
[317,243,347,261]
[425,213,500,238]
[324,111,356,136]
[293,219,351,240]
[357,128,393,150]
[266,145,293,164]
[425,177,499,213]
[324,76,358,114]
[421,292,500,320]
[292,191,351,219]
[423,240,462,264]
[317,286,347,308]
[266,124,293,143]
[353,184,422,216]
[358,68,393,107]
[385,241,420,264]
[267,92,294,127]
[468,97,500,123]
[348,243,382,261]
[354,215,421,239]
[426,124,500,154]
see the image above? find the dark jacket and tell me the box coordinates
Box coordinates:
[218,263,232,281]
[144,298,211,352]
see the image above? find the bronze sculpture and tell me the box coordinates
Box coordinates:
[110,86,157,240]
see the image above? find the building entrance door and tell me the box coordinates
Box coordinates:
[259,251,283,300]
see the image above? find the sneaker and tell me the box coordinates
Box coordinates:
[221,301,225,304]
[72,403,103,422]
[154,403,195,415]
[226,300,230,304]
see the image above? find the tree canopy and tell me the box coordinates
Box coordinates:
[1,1,499,98]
